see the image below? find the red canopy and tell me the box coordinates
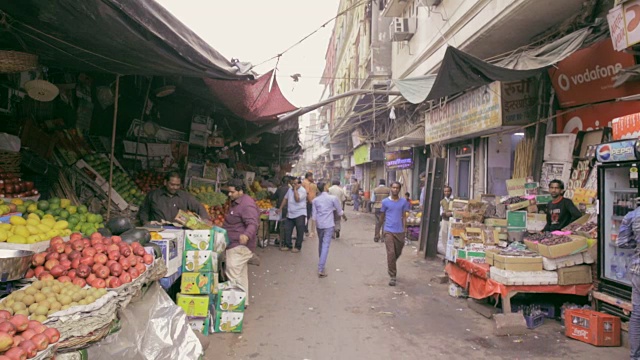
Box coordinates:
[204,70,298,122]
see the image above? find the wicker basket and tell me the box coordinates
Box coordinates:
[56,320,114,351]
[0,150,21,174]
[0,50,38,73]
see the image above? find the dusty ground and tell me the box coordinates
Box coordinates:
[205,209,627,360]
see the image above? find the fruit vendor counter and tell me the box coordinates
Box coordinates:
[445,259,592,313]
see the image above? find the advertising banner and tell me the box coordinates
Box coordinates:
[354,144,370,165]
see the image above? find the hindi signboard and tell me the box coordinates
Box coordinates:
[425,82,502,144]
[385,149,414,170]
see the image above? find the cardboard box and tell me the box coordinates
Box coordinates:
[177,294,210,317]
[216,282,247,312]
[557,265,592,285]
[526,213,547,232]
[214,311,244,333]
[183,250,218,273]
[181,272,218,295]
[151,234,181,276]
[485,249,543,271]
[187,316,210,335]
[508,200,534,211]
[185,230,213,251]
[534,236,588,259]
[485,218,507,227]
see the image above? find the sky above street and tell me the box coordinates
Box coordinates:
[156,0,341,107]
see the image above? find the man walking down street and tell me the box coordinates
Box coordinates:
[372,179,391,243]
[350,177,361,212]
[380,182,410,286]
[328,180,346,238]
[312,182,346,278]
[223,179,259,307]
[278,177,307,252]
[302,172,318,237]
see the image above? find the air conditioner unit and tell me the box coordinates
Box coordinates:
[390,17,416,42]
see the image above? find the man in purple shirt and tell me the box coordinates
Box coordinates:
[223,179,259,307]
[380,181,410,286]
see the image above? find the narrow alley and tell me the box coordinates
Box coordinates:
[206,210,627,360]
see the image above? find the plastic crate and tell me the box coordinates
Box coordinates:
[564,309,621,347]
[525,313,545,329]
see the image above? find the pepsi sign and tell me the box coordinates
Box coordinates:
[596,140,640,163]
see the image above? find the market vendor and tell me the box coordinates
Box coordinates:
[138,172,209,224]
[438,185,454,255]
[542,179,581,232]
[223,179,259,308]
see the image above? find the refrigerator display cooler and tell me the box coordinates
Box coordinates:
[597,139,640,303]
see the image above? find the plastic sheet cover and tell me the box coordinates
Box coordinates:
[87,282,203,360]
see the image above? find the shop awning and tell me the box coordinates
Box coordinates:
[386,127,425,148]
[0,0,249,79]
[203,71,298,122]
[393,26,593,104]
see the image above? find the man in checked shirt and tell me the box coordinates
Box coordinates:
[616,200,640,360]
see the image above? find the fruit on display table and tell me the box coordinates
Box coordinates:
[26,234,151,289]
[135,170,164,193]
[0,312,59,357]
[188,186,227,207]
[0,279,108,322]
[83,155,145,206]
[0,214,70,244]
[16,198,104,238]
[0,171,38,199]
[204,204,229,227]
[255,199,272,210]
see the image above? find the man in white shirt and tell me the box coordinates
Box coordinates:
[438,186,454,255]
[277,178,307,252]
[328,180,346,238]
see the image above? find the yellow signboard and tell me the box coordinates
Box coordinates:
[425,82,502,144]
[354,144,370,165]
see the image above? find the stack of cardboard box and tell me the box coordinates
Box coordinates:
[176,229,224,335]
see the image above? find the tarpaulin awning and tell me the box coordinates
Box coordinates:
[0,0,248,79]
[393,26,593,104]
[386,127,425,148]
[204,71,298,122]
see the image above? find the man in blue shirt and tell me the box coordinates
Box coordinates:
[312,182,346,278]
[616,203,640,359]
[380,181,410,286]
[277,177,307,252]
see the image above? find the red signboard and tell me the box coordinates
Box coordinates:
[549,39,640,108]
[556,101,640,134]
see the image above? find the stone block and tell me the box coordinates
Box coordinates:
[494,313,528,336]
[430,274,448,284]
[467,298,500,319]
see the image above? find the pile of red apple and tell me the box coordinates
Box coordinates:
[0,171,37,199]
[0,312,59,360]
[26,233,154,289]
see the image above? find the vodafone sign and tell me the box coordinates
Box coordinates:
[550,39,640,108]
[556,101,640,134]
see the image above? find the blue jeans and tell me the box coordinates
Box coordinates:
[631,273,640,360]
[317,227,334,273]
[352,194,360,211]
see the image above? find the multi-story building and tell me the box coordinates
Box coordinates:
[381,0,597,199]
[321,0,393,197]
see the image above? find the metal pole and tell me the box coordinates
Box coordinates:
[135,77,153,171]
[107,74,121,221]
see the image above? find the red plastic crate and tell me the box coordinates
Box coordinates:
[564,309,621,347]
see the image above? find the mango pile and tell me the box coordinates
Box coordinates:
[0,214,70,244]
[19,198,105,237]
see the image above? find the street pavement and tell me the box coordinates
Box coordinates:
[205,209,627,360]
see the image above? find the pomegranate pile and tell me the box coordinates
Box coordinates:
[26,232,154,289]
[0,312,60,359]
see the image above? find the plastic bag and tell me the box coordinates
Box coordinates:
[87,282,203,360]
[0,133,20,152]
